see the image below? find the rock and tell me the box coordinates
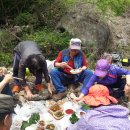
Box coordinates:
[56,2,112,57]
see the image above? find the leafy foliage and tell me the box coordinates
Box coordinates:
[81,104,90,110]
[1,0,130,67]
[22,28,71,59]
[85,0,130,16]
[14,12,36,25]
[21,113,40,130]
[69,113,79,124]
[0,30,16,66]
[0,53,13,67]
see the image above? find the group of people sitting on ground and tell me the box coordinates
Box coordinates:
[0,38,130,101]
[0,38,130,129]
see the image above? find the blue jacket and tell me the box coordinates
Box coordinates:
[82,65,130,95]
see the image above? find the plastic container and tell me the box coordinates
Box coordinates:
[53,110,64,120]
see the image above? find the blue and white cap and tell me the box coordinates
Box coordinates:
[69,38,81,50]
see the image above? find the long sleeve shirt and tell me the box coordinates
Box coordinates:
[14,41,50,86]
[81,65,130,95]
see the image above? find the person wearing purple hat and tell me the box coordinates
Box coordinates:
[75,58,130,101]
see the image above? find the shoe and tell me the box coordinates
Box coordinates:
[118,96,128,107]
[68,83,80,93]
[52,91,67,101]
[34,84,46,91]
[12,85,21,93]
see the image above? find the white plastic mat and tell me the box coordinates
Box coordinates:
[10,101,82,130]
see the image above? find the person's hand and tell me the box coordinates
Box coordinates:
[24,86,34,100]
[124,84,130,97]
[74,93,85,102]
[74,97,82,102]
[26,91,34,100]
[3,74,13,83]
[78,66,87,72]
[78,68,83,74]
[48,86,52,94]
[0,67,8,76]
[48,83,55,95]
[60,62,72,69]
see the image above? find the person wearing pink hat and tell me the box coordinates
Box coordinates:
[75,58,130,101]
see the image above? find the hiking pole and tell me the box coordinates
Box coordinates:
[13,77,23,80]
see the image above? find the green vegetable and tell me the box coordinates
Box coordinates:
[69,113,79,124]
[29,113,40,124]
[81,104,90,110]
[20,113,40,130]
[21,121,30,130]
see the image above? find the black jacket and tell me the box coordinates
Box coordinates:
[14,41,50,86]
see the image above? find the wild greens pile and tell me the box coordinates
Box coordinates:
[69,113,79,124]
[21,113,40,130]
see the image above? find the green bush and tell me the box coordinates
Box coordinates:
[0,53,13,67]
[14,12,36,25]
[85,0,130,16]
[22,28,71,59]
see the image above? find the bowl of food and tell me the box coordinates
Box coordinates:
[79,111,86,116]
[65,109,74,115]
[37,120,45,130]
[70,69,80,74]
[45,123,55,130]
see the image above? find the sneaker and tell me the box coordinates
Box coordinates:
[118,96,128,107]
[68,83,80,93]
[12,85,21,93]
[52,91,67,101]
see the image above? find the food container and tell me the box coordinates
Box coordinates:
[79,111,85,116]
[45,123,55,130]
[48,104,62,115]
[70,69,80,74]
[36,120,45,130]
[48,104,64,120]
[64,109,74,115]
[53,110,64,120]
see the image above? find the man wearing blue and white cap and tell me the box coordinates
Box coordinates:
[0,94,15,130]
[50,38,93,101]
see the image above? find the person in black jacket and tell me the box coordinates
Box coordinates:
[12,41,52,100]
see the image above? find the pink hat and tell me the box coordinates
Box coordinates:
[94,59,110,77]
[83,84,118,106]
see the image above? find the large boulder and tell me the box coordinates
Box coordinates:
[56,2,112,58]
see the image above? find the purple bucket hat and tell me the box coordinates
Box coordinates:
[94,59,110,77]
